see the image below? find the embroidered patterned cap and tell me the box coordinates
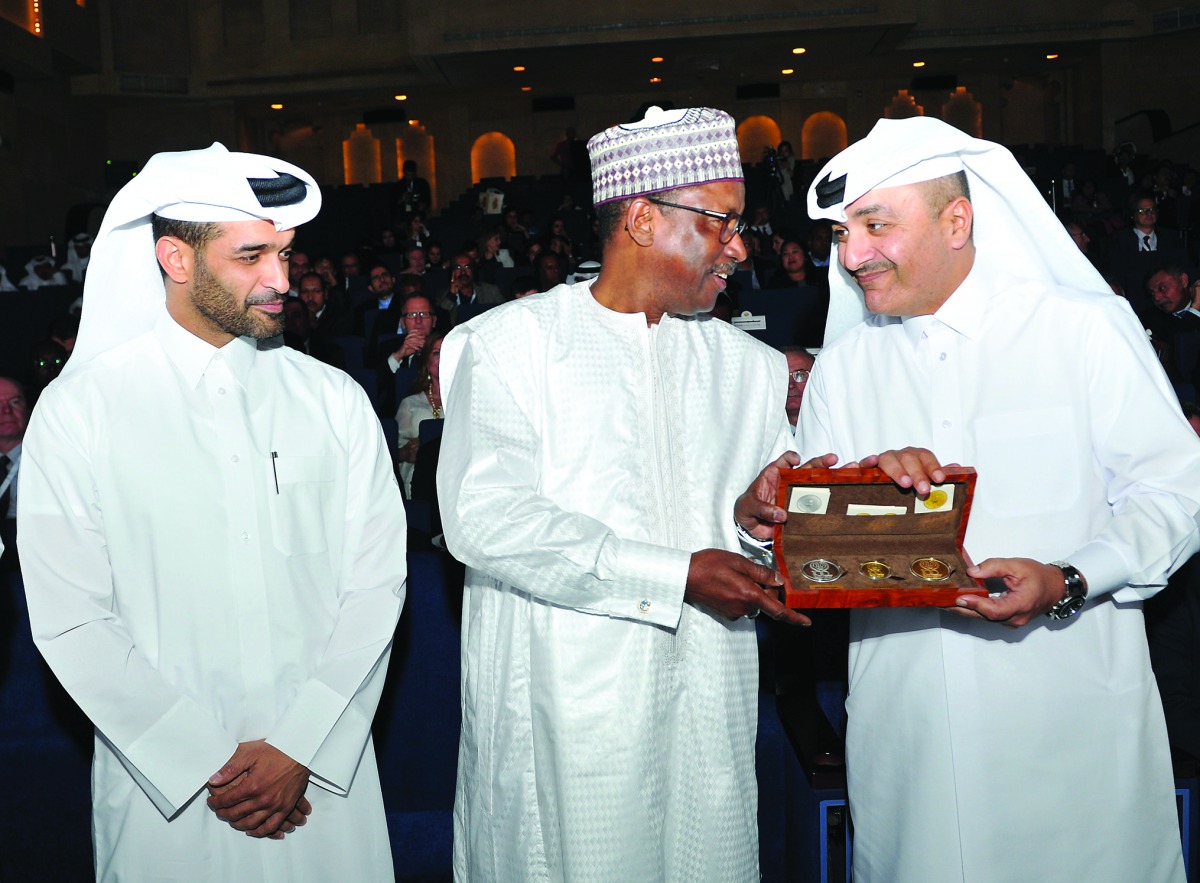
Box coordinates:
[588,106,743,206]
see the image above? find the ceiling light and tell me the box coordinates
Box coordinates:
[270,103,283,110]
[792,47,806,55]
[651,56,664,63]
[1046,53,1059,60]
[394,94,407,101]
[650,77,662,84]
[513,65,525,72]
[782,68,794,75]
[521,86,532,92]
[912,61,925,68]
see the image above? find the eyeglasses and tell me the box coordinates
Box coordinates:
[789,369,810,383]
[369,272,392,281]
[403,311,434,319]
[1136,207,1157,215]
[451,263,472,271]
[647,196,747,243]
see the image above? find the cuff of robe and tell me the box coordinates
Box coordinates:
[1068,540,1138,600]
[267,678,366,795]
[611,539,691,629]
[123,696,239,817]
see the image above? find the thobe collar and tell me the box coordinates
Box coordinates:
[900,263,986,347]
[155,308,258,390]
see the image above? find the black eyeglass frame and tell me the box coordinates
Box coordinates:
[646,196,748,243]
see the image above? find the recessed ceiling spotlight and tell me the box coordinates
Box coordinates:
[912,61,925,68]
[652,57,664,63]
[782,68,794,75]
[792,47,806,55]
[513,65,526,72]
[650,77,662,84]
[270,103,283,110]
[394,94,407,101]
[521,86,532,92]
[1046,53,1059,60]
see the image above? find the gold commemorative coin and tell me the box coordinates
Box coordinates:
[909,556,953,582]
[800,558,845,583]
[923,489,949,510]
[859,560,892,580]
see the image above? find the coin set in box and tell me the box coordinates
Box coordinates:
[773,466,988,608]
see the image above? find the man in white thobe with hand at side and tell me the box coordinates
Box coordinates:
[438,106,810,882]
[19,143,407,882]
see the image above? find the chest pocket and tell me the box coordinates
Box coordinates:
[269,454,335,555]
[973,407,1081,518]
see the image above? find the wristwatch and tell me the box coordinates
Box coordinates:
[1046,561,1088,620]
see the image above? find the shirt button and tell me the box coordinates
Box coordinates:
[241,532,249,542]
[218,387,226,395]
[230,455,239,463]
[942,420,952,429]
[638,599,652,614]
[939,352,947,361]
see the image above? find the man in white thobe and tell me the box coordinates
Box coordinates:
[797,117,1200,881]
[18,144,407,882]
[438,106,808,882]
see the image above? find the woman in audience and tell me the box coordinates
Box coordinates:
[395,331,445,499]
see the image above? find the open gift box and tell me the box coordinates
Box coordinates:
[773,465,988,608]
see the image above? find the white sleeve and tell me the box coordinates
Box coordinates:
[19,387,238,817]
[265,379,408,793]
[437,329,691,629]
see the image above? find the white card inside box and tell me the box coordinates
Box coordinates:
[788,487,830,514]
[914,483,954,514]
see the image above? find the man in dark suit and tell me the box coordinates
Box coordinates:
[1146,264,1200,402]
[1110,192,1188,313]
[297,272,350,338]
[435,253,502,327]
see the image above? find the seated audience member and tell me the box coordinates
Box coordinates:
[475,228,509,284]
[395,332,445,499]
[27,340,68,405]
[766,239,813,289]
[282,298,346,370]
[62,232,93,283]
[1145,264,1200,400]
[0,376,27,570]
[48,314,79,354]
[298,271,350,337]
[286,249,311,295]
[436,252,502,325]
[735,230,767,288]
[426,240,448,271]
[535,250,568,293]
[399,211,431,251]
[313,254,340,290]
[1112,191,1189,313]
[569,261,600,285]
[779,346,814,434]
[353,261,399,336]
[369,274,427,364]
[19,255,67,290]
[404,245,427,278]
[340,250,362,282]
[805,221,834,292]
[384,292,437,373]
[501,207,530,264]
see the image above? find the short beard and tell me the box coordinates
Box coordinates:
[191,255,284,340]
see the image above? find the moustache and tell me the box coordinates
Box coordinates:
[245,294,285,306]
[850,260,897,277]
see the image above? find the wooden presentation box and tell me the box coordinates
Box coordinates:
[773,466,987,608]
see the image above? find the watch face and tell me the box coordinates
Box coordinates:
[1049,595,1086,620]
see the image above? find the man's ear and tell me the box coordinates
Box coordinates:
[155,236,194,285]
[944,197,974,250]
[625,198,656,246]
